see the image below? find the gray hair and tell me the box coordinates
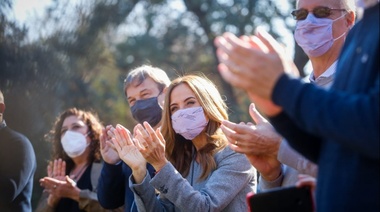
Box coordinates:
[123,65,171,97]
[296,0,356,12]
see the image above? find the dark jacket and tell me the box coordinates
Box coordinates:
[269,4,379,211]
[0,125,37,212]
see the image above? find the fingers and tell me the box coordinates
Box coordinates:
[220,120,251,145]
[47,161,53,177]
[156,127,165,146]
[134,124,150,150]
[65,175,77,187]
[100,128,107,149]
[61,161,66,177]
[242,35,269,53]
[143,122,158,147]
[249,103,268,124]
[255,27,283,54]
[116,124,134,146]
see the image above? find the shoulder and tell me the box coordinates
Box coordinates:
[214,145,251,169]
[0,127,34,152]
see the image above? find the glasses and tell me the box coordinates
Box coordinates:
[291,6,346,20]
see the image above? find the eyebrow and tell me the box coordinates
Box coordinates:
[170,96,196,107]
[127,88,150,101]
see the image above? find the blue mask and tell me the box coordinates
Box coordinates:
[131,96,162,127]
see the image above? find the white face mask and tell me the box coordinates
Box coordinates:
[171,106,208,140]
[61,131,89,158]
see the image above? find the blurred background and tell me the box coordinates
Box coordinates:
[0,0,310,209]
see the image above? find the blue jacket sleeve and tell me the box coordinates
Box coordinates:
[97,162,125,209]
[271,73,379,160]
[269,111,321,163]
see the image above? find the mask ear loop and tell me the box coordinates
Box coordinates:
[332,12,349,41]
[84,131,92,147]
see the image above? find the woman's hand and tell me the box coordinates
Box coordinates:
[44,158,66,206]
[111,124,147,183]
[40,176,80,202]
[48,159,66,181]
[134,122,168,172]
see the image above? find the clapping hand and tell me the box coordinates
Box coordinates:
[40,175,80,203]
[220,103,282,181]
[111,124,147,183]
[100,125,121,164]
[134,122,168,172]
[41,158,80,206]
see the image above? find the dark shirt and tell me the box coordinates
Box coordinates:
[0,122,37,212]
[97,161,155,212]
[56,164,93,212]
[270,4,379,211]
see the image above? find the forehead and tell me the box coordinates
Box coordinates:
[125,77,160,98]
[170,83,195,104]
[62,115,85,127]
[297,0,338,9]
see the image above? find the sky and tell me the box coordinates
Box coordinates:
[11,0,52,26]
[9,0,299,61]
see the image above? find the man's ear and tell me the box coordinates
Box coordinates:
[158,87,168,108]
[162,87,168,95]
[346,11,356,28]
[0,103,5,114]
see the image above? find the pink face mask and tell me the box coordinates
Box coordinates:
[171,106,208,140]
[294,13,347,57]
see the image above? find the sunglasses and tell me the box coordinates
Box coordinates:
[291,6,346,20]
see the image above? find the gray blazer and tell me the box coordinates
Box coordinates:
[130,146,257,212]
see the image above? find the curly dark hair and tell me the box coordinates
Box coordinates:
[45,108,103,173]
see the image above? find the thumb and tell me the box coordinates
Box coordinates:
[249,103,267,124]
[65,175,77,187]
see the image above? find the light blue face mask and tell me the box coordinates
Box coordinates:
[294,13,347,57]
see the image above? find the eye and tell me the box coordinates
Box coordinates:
[186,101,196,106]
[72,125,81,130]
[60,129,67,136]
[128,99,136,106]
[170,106,178,114]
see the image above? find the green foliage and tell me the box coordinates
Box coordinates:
[1,0,307,209]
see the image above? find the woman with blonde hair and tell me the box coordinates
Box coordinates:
[111,74,257,211]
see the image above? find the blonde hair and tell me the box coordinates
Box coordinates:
[161,74,228,180]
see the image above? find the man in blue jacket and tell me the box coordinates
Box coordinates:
[97,65,171,211]
[214,0,379,211]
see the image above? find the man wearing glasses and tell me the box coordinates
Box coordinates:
[220,0,356,192]
[258,0,356,189]
[215,0,379,210]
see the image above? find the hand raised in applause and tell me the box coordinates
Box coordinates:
[220,103,282,181]
[111,124,147,183]
[43,159,66,206]
[134,122,168,173]
[100,125,121,165]
[214,28,298,116]
[40,175,80,203]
